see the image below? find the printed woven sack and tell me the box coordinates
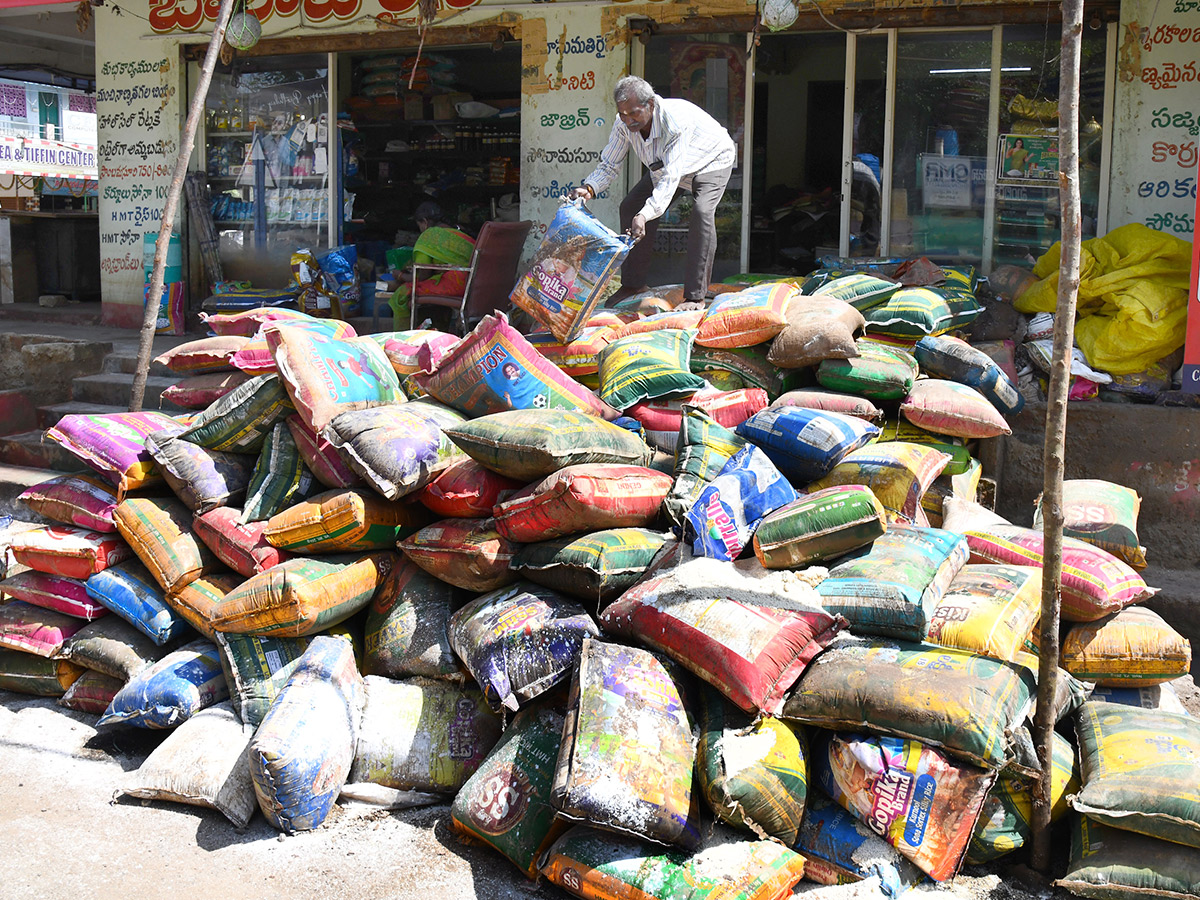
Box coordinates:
[449,582,598,712]
[445,409,652,482]
[267,324,403,432]
[752,486,887,569]
[451,706,568,878]
[164,572,247,641]
[9,525,132,580]
[364,559,462,680]
[782,637,1033,769]
[398,517,519,593]
[145,430,255,514]
[0,649,83,696]
[815,524,970,640]
[208,551,398,638]
[348,675,502,793]
[510,199,633,342]
[627,387,768,453]
[412,313,616,420]
[56,614,168,681]
[877,418,974,476]
[113,496,221,593]
[1033,479,1147,569]
[153,336,248,374]
[240,421,315,522]
[416,458,522,519]
[493,464,673,543]
[963,524,1153,621]
[231,318,357,375]
[177,373,294,454]
[923,563,1042,662]
[664,408,747,528]
[813,731,995,881]
[1058,816,1200,900]
[811,272,900,310]
[770,388,884,422]
[695,282,797,349]
[0,601,89,657]
[60,669,124,714]
[816,340,919,400]
[45,411,178,493]
[598,329,707,412]
[323,403,466,501]
[1061,606,1192,686]
[685,445,801,561]
[263,488,430,553]
[285,413,362,489]
[862,286,956,339]
[691,344,794,399]
[808,442,952,523]
[214,632,311,727]
[0,571,108,620]
[512,528,671,608]
[540,825,806,900]
[767,295,866,369]
[609,308,704,340]
[736,406,881,484]
[201,306,311,337]
[526,326,615,377]
[372,329,460,376]
[85,560,195,646]
[900,379,1012,440]
[1073,701,1200,849]
[913,335,1025,416]
[17,473,119,532]
[98,639,228,729]
[696,684,808,844]
[192,507,291,577]
[551,639,700,848]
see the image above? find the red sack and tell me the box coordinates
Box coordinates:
[416,458,523,519]
[9,526,132,580]
[193,507,292,577]
[398,518,519,593]
[285,414,363,490]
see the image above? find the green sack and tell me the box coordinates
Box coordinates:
[1058,815,1200,900]
[180,373,295,453]
[512,528,671,610]
[598,329,707,411]
[690,344,795,399]
[817,340,918,400]
[241,421,316,523]
[811,272,901,310]
[862,286,955,339]
[663,408,747,528]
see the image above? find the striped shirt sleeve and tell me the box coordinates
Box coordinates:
[582,122,629,196]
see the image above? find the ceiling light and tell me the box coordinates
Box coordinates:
[928,66,1033,74]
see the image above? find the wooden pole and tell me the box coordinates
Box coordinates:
[1030,0,1084,873]
[130,0,236,412]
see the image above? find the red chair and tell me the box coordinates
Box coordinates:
[409,220,533,334]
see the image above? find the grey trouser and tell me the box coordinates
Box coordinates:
[619,165,733,301]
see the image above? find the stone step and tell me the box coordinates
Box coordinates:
[102,351,180,379]
[0,431,87,472]
[0,463,63,522]
[0,388,39,437]
[71,374,186,412]
[36,401,131,430]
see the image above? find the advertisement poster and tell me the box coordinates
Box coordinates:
[997,134,1059,186]
[1180,154,1200,392]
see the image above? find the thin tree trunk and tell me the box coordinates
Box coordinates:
[130,0,236,411]
[1030,0,1084,873]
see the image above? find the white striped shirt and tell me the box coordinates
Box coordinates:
[583,95,736,221]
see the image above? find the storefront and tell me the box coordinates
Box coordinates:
[93,0,1198,328]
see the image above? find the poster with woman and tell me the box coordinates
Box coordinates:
[997,134,1060,186]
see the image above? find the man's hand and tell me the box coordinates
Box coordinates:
[565,186,591,201]
[628,214,647,242]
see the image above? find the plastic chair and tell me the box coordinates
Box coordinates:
[409,220,534,334]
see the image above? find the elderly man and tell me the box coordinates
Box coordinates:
[569,75,736,304]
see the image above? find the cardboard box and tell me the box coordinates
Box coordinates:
[404,93,425,120]
[432,92,473,120]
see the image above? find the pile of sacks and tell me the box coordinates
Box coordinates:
[0,281,1195,900]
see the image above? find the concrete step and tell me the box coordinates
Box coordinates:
[0,463,64,522]
[71,374,186,412]
[102,351,180,379]
[0,388,39,437]
[36,401,131,430]
[0,431,87,472]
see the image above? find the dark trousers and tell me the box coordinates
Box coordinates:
[618,165,733,301]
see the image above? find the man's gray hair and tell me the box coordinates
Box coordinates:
[614,75,655,106]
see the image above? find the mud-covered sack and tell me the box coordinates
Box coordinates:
[264,488,430,553]
[551,638,700,847]
[323,403,466,501]
[695,282,796,349]
[770,388,884,422]
[59,669,123,713]
[192,507,291,577]
[736,407,881,484]
[0,600,89,657]
[164,573,244,642]
[154,336,248,373]
[752,486,886,569]
[451,705,567,878]
[601,556,843,715]
[809,442,952,524]
[512,529,671,609]
[240,421,315,522]
[177,373,294,454]
[782,637,1033,769]
[17,473,120,532]
[249,636,365,833]
[1062,606,1192,687]
[416,458,522,519]
[85,560,195,646]
[285,414,362,489]
[160,371,254,410]
[207,551,398,638]
[412,313,617,420]
[9,525,132,580]
[768,295,866,369]
[0,647,83,695]
[374,329,461,375]
[967,730,1078,864]
[56,614,169,681]
[797,793,924,898]
[445,409,651,483]
[691,344,793,398]
[814,731,995,881]
[963,525,1153,621]
[214,632,309,727]
[510,200,632,342]
[1010,650,1094,725]
[98,639,228,729]
[493,465,672,543]
[541,824,806,900]
[1074,701,1200,849]
[45,411,178,493]
[145,430,255,514]
[348,675,501,792]
[696,684,807,844]
[449,582,598,712]
[364,559,462,680]
[627,387,768,453]
[599,329,708,412]
[817,340,919,400]
[122,701,257,827]
[1058,815,1200,900]
[113,496,221,593]
[924,563,1042,662]
[398,517,519,593]
[1033,479,1147,570]
[913,335,1025,416]
[664,407,748,528]
[267,325,403,433]
[816,525,969,640]
[0,571,106,620]
[877,416,973,475]
[685,445,801,561]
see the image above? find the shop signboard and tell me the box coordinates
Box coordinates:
[997,133,1059,187]
[0,135,97,179]
[919,154,987,208]
[1180,154,1200,392]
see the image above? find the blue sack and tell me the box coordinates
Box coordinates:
[85,560,196,646]
[737,406,881,484]
[98,639,227,729]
